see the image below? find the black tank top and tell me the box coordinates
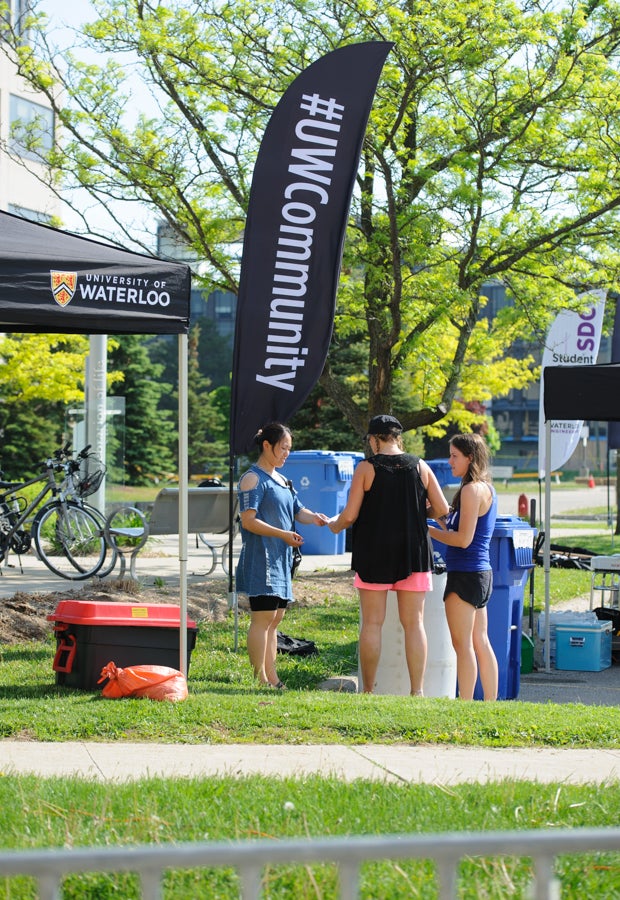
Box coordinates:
[351,453,433,583]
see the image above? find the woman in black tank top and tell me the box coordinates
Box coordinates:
[328,415,449,694]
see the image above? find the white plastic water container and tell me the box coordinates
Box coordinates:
[358,572,456,697]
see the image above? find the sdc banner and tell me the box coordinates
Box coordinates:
[230,41,392,455]
[537,289,606,477]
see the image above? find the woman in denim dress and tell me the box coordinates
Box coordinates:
[236,423,328,689]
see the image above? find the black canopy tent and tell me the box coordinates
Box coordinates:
[541,363,620,669]
[544,363,620,423]
[0,210,193,672]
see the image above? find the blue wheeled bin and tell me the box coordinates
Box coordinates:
[426,459,453,488]
[427,458,460,502]
[430,514,535,700]
[280,450,359,554]
[475,515,535,700]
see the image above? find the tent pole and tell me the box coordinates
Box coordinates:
[178,333,189,677]
[544,419,551,673]
[86,334,107,514]
[228,451,238,652]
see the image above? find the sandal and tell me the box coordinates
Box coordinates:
[271,680,287,690]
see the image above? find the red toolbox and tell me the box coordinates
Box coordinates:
[47,601,198,690]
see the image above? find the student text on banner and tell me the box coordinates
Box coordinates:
[537,290,606,477]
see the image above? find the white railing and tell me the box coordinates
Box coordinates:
[1,826,618,899]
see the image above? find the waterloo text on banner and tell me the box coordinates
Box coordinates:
[0,211,190,335]
[230,41,393,455]
[537,289,606,478]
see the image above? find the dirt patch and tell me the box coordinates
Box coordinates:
[0,572,358,644]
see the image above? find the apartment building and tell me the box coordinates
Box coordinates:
[0,0,60,219]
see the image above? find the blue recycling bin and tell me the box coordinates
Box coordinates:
[430,514,535,700]
[280,451,361,554]
[427,458,460,503]
[426,459,454,488]
[477,515,535,700]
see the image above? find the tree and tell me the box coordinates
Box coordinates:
[185,323,229,475]
[5,0,620,440]
[0,334,89,477]
[0,333,88,405]
[108,334,176,483]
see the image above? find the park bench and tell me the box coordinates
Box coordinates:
[104,486,239,580]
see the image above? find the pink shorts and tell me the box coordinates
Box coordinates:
[354,571,433,591]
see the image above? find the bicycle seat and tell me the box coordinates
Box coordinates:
[0,480,22,490]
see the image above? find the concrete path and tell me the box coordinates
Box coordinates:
[1,741,619,785]
[0,483,614,597]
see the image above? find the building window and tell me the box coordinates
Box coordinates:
[9,94,54,161]
[7,204,53,224]
[2,0,32,39]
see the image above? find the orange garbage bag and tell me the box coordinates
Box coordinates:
[98,661,188,702]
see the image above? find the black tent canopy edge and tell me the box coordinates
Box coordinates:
[544,363,620,423]
[0,210,190,336]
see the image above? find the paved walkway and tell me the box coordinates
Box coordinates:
[1,741,619,784]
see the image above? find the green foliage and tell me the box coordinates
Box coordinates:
[0,334,88,404]
[290,333,366,450]
[186,323,229,474]
[108,335,176,483]
[0,335,87,478]
[5,0,620,443]
[0,400,66,480]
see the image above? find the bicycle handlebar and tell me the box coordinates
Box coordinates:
[4,442,96,487]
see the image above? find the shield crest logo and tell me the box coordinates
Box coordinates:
[50,271,78,307]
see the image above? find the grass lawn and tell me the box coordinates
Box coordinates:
[0,527,618,897]
[0,776,619,898]
[1,584,618,746]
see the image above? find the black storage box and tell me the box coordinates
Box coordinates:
[47,600,197,690]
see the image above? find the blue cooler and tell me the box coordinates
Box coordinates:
[281,451,359,555]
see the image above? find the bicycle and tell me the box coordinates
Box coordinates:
[56,444,118,578]
[0,443,113,580]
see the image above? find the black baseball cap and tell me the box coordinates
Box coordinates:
[366,414,403,436]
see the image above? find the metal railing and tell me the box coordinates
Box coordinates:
[1,826,619,899]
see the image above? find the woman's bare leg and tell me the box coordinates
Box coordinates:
[247,608,281,684]
[396,590,427,695]
[444,592,477,700]
[472,607,498,700]
[358,589,388,693]
[265,607,287,686]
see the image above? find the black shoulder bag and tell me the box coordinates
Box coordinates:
[286,479,302,578]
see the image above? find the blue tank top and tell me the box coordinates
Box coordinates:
[445,485,497,572]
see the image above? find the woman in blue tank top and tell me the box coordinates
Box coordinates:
[428,433,499,701]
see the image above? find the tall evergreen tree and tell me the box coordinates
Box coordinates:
[186,324,228,475]
[108,335,176,484]
[0,400,66,480]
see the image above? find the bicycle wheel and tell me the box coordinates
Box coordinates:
[33,501,107,580]
[83,503,118,578]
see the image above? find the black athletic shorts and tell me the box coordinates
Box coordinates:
[249,594,288,611]
[444,570,493,609]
